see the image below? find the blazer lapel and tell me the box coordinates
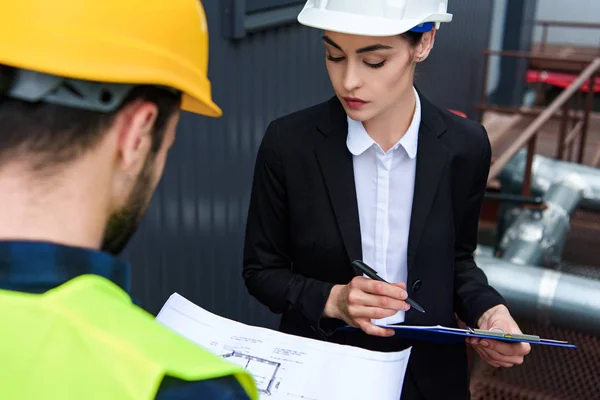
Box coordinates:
[315,97,363,273]
[407,93,449,272]
[313,94,450,277]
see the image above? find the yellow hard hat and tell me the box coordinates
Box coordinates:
[0,0,221,117]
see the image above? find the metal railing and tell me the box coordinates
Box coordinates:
[476,49,595,116]
[536,20,600,55]
[481,57,600,196]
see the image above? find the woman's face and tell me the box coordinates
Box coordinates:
[323,30,432,122]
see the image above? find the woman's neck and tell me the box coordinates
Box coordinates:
[362,88,416,152]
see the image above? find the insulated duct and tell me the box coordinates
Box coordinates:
[499,150,600,211]
[498,176,587,266]
[475,247,600,336]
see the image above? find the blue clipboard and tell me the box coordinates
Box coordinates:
[338,324,577,348]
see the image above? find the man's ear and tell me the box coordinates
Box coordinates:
[115,101,158,174]
[415,29,436,62]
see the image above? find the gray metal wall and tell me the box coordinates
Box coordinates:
[488,0,509,95]
[417,0,496,118]
[123,1,495,329]
[492,0,539,106]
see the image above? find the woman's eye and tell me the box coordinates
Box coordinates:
[326,55,345,62]
[364,61,385,69]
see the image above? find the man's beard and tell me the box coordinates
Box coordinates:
[101,154,155,256]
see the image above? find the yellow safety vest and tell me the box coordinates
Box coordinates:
[0,274,257,400]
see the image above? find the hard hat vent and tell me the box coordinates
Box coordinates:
[6,69,133,112]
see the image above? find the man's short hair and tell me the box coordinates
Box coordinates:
[0,66,182,170]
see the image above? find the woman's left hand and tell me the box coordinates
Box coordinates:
[467,304,531,368]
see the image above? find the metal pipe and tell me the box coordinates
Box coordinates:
[475,247,600,336]
[500,150,600,211]
[498,177,587,266]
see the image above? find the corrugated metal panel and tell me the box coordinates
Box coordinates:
[417,0,495,117]
[123,3,332,329]
[123,1,496,329]
[493,0,539,107]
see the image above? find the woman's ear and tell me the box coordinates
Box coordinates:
[415,30,436,62]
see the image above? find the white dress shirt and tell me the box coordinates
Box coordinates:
[346,88,421,325]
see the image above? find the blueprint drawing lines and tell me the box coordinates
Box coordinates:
[223,351,281,395]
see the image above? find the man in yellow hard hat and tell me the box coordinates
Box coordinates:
[0,1,257,399]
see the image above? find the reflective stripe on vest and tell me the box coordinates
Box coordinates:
[0,274,257,399]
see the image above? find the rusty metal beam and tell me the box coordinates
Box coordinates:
[535,20,600,30]
[474,105,586,120]
[579,73,598,163]
[563,119,585,147]
[483,49,593,65]
[488,58,600,182]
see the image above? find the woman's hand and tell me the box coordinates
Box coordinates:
[468,304,531,367]
[323,276,410,337]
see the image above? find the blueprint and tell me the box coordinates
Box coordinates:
[157,293,412,400]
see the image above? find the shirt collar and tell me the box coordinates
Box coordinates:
[346,87,421,159]
[0,240,130,294]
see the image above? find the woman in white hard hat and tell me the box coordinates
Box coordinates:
[243,1,530,398]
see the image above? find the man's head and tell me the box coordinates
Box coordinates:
[0,69,182,254]
[0,0,219,254]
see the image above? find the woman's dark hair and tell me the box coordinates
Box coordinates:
[401,31,424,47]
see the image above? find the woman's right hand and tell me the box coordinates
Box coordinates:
[323,276,411,337]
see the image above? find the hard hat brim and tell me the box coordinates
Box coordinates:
[182,93,222,117]
[298,8,452,37]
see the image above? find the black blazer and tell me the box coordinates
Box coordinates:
[243,92,506,399]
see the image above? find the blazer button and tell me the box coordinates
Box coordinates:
[412,280,422,292]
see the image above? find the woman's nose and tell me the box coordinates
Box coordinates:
[342,61,362,92]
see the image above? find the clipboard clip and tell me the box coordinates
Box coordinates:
[468,326,541,342]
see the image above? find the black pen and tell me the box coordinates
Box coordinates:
[351,260,426,313]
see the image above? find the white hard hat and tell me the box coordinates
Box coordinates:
[297,0,453,37]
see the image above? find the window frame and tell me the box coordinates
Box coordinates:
[246,0,303,13]
[222,0,305,39]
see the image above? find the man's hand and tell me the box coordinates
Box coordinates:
[323,277,410,337]
[468,304,531,368]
